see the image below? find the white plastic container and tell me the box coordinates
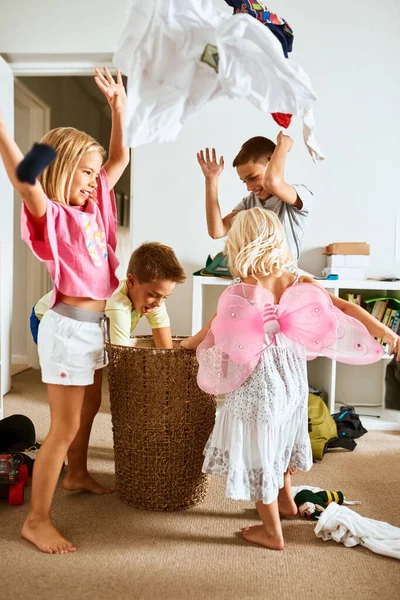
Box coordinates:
[326,255,370,268]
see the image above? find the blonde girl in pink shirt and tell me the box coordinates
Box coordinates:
[0,68,129,554]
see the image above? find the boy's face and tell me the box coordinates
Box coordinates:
[236,160,270,200]
[127,275,176,314]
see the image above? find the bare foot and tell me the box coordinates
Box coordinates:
[242,525,284,550]
[278,496,298,517]
[22,517,76,554]
[62,473,114,495]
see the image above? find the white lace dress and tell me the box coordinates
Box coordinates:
[202,306,313,505]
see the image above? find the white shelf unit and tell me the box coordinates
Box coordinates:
[191,276,400,430]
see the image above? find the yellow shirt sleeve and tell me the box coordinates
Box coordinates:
[34,290,53,320]
[146,303,170,329]
[105,280,133,346]
[105,306,132,346]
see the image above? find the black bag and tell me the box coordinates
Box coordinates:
[0,414,35,452]
[327,406,367,451]
[384,357,400,411]
[0,414,38,476]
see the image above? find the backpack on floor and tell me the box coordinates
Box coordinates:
[328,406,367,451]
[0,414,42,476]
[307,393,338,460]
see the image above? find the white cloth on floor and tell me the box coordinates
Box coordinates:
[314,502,400,560]
[292,485,324,496]
[114,0,325,161]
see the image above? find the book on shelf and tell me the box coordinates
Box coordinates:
[391,311,400,334]
[371,299,388,321]
[344,293,362,305]
[387,308,397,330]
[358,297,400,347]
[381,307,392,327]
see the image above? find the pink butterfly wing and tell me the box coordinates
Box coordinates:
[212,293,265,364]
[196,328,258,395]
[319,306,384,364]
[196,284,273,394]
[277,283,338,355]
[277,283,383,364]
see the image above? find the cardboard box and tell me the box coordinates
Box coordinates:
[325,242,370,256]
[327,255,370,268]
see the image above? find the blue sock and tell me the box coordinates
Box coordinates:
[16,143,57,185]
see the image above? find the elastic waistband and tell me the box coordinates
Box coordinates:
[51,302,106,324]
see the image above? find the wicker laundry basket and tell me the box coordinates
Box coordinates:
[107,337,217,511]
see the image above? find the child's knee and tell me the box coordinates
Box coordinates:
[49,419,81,446]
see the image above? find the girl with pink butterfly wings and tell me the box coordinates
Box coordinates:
[182,207,399,551]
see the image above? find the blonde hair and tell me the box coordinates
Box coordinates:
[225,208,294,279]
[38,127,106,205]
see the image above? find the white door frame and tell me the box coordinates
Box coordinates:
[9,55,114,77]
[0,56,14,415]
[14,80,51,370]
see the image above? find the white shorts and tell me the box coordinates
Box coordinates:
[38,303,109,386]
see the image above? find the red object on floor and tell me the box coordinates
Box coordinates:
[272,113,292,128]
[18,463,29,486]
[9,481,25,505]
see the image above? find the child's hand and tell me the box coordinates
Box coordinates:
[381,330,400,361]
[276,131,294,153]
[180,337,197,350]
[94,67,126,113]
[197,148,224,179]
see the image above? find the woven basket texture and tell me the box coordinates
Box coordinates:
[107,337,217,511]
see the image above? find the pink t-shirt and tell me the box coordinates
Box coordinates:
[21,168,119,307]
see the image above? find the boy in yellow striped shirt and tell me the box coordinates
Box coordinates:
[31,242,186,348]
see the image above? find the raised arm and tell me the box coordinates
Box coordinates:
[197,148,235,239]
[263,132,301,208]
[94,68,130,190]
[0,108,47,217]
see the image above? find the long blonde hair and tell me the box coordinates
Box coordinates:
[38,127,106,205]
[225,208,294,279]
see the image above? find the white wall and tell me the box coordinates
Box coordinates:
[0,0,127,54]
[2,0,400,337]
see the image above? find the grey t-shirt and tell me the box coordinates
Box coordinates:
[233,184,313,261]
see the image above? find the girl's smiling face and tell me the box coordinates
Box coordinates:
[68,151,103,206]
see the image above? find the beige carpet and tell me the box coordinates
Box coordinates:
[2,369,400,600]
